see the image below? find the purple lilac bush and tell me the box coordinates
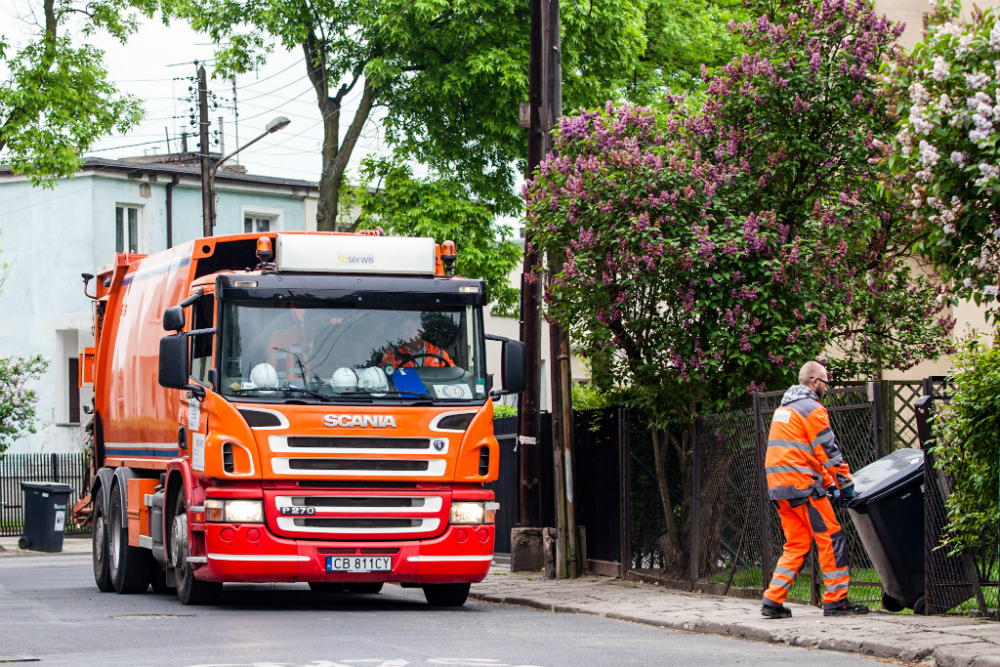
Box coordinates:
[526,0,954,422]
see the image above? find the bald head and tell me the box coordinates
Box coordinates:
[799,361,828,398]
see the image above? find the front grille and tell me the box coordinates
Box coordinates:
[287,436,430,449]
[294,518,420,529]
[292,496,425,508]
[288,459,429,472]
[297,481,418,489]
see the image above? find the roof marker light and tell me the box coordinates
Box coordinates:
[256,236,273,263]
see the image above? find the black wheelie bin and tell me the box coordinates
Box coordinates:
[19,482,73,552]
[847,448,926,613]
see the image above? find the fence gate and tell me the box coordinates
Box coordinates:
[753,385,885,608]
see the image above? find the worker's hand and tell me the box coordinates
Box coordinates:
[826,486,842,508]
[840,485,856,506]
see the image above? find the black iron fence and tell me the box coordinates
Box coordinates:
[0,453,89,537]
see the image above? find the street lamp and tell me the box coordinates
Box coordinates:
[210,116,291,231]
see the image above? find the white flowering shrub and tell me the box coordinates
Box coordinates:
[888,1,1000,310]
[0,355,48,456]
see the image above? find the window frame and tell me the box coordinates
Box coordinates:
[240,205,283,234]
[115,204,142,254]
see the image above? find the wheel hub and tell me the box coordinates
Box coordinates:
[171,512,188,574]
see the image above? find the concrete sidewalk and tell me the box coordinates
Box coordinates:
[471,572,1000,667]
[0,535,91,557]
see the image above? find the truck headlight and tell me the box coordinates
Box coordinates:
[204,499,264,523]
[450,501,495,525]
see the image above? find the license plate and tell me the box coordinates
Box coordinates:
[326,556,392,572]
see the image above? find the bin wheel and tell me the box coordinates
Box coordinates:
[881,591,904,612]
[171,490,221,606]
[17,536,30,551]
[93,491,114,592]
[422,583,470,607]
[346,583,383,594]
[109,487,152,594]
[913,596,927,615]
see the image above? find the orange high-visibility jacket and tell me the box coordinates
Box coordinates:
[765,385,854,501]
[380,341,453,369]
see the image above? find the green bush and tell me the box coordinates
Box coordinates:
[492,403,517,419]
[933,338,1000,553]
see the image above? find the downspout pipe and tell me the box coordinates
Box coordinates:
[166,175,180,248]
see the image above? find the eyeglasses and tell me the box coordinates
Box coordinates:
[810,377,829,385]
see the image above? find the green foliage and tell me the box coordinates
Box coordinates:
[571,382,614,411]
[886,1,1000,318]
[357,157,521,317]
[0,1,150,186]
[526,0,953,425]
[492,403,517,419]
[0,355,49,456]
[932,338,1000,554]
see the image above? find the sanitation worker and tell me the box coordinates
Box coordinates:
[761,360,870,618]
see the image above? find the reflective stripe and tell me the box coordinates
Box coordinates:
[769,577,794,591]
[766,465,818,476]
[774,565,798,579]
[824,567,850,579]
[768,439,815,453]
[812,429,834,447]
[823,455,843,469]
[825,582,850,593]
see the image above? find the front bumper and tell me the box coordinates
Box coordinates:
[191,522,494,584]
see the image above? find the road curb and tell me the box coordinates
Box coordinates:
[468,588,1000,667]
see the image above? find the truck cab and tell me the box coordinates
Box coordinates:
[81,231,525,606]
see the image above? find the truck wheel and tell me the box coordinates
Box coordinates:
[422,583,470,607]
[93,490,114,592]
[913,595,927,615]
[881,591,904,612]
[109,488,152,594]
[346,583,384,594]
[171,491,221,606]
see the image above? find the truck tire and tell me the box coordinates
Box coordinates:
[93,491,114,592]
[171,491,221,606]
[422,583,470,607]
[109,488,152,594]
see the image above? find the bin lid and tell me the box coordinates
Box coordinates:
[20,481,74,494]
[851,448,924,505]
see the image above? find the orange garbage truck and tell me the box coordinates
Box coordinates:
[74,231,525,605]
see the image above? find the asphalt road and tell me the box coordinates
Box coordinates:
[0,556,878,667]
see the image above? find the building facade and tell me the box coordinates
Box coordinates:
[0,157,319,453]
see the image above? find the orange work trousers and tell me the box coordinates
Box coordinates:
[762,495,850,611]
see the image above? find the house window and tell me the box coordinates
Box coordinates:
[244,216,272,233]
[116,205,140,253]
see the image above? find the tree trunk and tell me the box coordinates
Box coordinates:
[651,426,684,574]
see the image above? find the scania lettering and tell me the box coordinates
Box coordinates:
[73,231,526,606]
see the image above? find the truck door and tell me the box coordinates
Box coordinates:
[184,292,215,474]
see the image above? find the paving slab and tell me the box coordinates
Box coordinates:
[0,535,91,557]
[471,571,1000,667]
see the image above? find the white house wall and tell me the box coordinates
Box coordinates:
[0,170,314,453]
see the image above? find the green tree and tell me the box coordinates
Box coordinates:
[170,0,651,230]
[356,157,521,316]
[0,0,151,185]
[526,0,953,575]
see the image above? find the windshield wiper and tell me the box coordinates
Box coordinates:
[229,385,334,402]
[351,390,436,400]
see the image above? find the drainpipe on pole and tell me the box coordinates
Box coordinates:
[166,174,180,248]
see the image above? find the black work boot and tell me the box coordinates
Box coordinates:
[824,602,869,616]
[761,603,792,619]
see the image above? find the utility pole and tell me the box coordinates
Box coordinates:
[517,0,545,532]
[198,64,213,238]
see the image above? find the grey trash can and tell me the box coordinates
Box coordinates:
[847,449,925,612]
[19,482,73,552]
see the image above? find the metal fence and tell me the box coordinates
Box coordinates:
[0,453,89,537]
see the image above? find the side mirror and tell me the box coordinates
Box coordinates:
[158,335,190,390]
[163,306,185,332]
[501,340,527,394]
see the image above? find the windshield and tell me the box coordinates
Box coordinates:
[219,301,486,403]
